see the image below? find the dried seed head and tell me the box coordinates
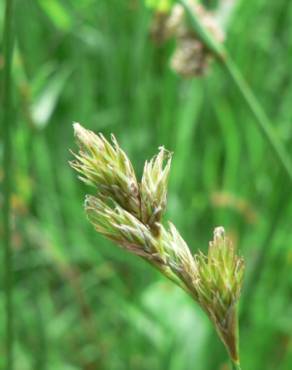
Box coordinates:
[171,2,225,77]
[193,3,225,44]
[140,147,172,233]
[150,5,183,44]
[149,0,225,77]
[70,123,141,218]
[171,36,210,77]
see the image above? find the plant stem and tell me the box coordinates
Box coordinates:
[231,361,242,370]
[179,0,292,183]
[222,56,292,182]
[2,0,15,369]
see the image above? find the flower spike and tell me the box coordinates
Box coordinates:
[70,124,245,368]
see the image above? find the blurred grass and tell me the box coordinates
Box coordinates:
[2,0,15,369]
[1,0,292,369]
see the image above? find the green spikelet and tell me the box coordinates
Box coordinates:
[195,227,244,364]
[70,124,245,368]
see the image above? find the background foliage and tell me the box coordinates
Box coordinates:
[0,0,292,369]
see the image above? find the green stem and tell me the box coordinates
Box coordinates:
[2,0,15,369]
[231,361,242,370]
[179,0,292,183]
[222,57,292,182]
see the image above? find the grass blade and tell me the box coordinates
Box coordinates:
[2,0,15,369]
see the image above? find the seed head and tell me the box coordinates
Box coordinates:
[70,125,245,366]
[70,123,141,218]
[149,0,225,77]
[85,195,159,259]
[140,147,172,234]
[195,227,245,363]
[159,222,198,293]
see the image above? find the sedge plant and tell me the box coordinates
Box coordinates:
[70,123,244,369]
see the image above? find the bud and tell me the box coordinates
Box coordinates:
[70,123,141,218]
[140,147,172,234]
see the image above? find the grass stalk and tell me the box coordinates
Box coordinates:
[2,0,15,369]
[179,0,292,183]
[222,57,292,181]
[231,362,242,370]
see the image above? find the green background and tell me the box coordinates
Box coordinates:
[0,0,291,369]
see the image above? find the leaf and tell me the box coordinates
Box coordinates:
[31,67,71,129]
[38,0,72,31]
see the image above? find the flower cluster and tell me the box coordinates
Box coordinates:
[195,227,244,363]
[70,123,244,365]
